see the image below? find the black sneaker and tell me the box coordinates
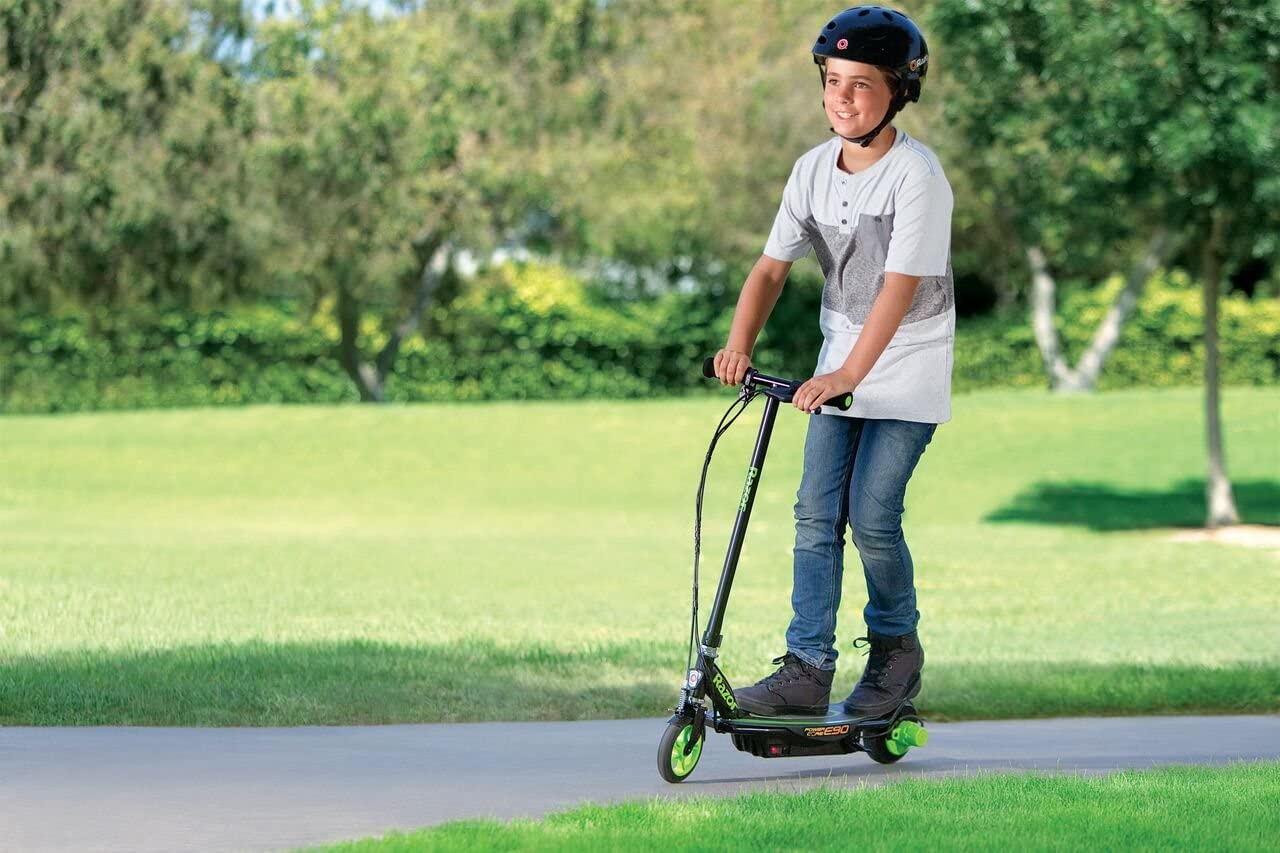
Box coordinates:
[734,653,833,716]
[841,630,923,717]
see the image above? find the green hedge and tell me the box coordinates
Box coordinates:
[1,305,358,412]
[955,268,1280,390]
[1,264,1276,413]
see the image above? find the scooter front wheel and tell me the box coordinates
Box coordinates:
[658,719,704,783]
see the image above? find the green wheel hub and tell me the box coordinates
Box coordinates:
[669,724,703,776]
[885,719,929,756]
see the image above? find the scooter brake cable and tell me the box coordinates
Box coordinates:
[688,384,759,672]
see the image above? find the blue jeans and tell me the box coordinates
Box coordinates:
[785,414,936,672]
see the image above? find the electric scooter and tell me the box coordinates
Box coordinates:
[657,357,928,783]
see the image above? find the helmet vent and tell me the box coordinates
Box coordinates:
[881,10,893,19]
[826,21,837,29]
[817,35,827,44]
[857,8,870,15]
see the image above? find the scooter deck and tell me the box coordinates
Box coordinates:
[717,705,909,731]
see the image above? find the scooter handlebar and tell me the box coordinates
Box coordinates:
[701,357,853,412]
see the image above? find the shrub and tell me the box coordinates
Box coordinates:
[1,264,1275,413]
[952,269,1280,391]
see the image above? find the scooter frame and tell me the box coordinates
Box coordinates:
[660,360,926,781]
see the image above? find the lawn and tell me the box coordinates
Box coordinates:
[0,387,1277,725]
[310,761,1280,852]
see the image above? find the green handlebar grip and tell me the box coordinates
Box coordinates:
[886,720,929,756]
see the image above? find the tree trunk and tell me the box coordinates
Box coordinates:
[1074,228,1172,384]
[333,241,450,404]
[1027,230,1173,393]
[1027,245,1084,390]
[374,239,448,382]
[1201,210,1239,528]
[336,280,384,402]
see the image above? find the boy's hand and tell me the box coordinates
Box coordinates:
[714,348,752,386]
[793,368,857,414]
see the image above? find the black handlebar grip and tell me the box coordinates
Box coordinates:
[702,354,852,412]
[794,380,854,412]
[823,392,854,412]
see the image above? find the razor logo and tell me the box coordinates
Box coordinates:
[908,54,928,72]
[739,466,759,512]
[712,673,738,711]
[804,724,851,737]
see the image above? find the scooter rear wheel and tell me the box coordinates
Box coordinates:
[864,716,928,765]
[863,730,907,764]
[658,719,704,783]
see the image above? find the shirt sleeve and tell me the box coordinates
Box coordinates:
[762,161,812,262]
[883,172,953,277]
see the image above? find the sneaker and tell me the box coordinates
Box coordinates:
[841,630,923,717]
[734,652,833,716]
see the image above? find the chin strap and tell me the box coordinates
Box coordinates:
[827,93,907,148]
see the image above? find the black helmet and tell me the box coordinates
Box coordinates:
[812,6,930,146]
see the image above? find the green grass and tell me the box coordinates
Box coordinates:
[309,761,1280,852]
[0,387,1278,725]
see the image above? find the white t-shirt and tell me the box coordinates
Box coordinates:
[763,128,955,424]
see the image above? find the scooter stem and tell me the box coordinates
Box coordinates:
[701,393,781,649]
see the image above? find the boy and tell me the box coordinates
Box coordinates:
[713,5,953,718]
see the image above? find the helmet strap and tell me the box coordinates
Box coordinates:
[827,94,906,148]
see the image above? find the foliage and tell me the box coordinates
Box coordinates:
[0,0,264,310]
[954,269,1280,391]
[0,303,356,412]
[3,2,1273,322]
[929,0,1279,287]
[250,0,618,399]
[552,1,977,298]
[2,264,1276,413]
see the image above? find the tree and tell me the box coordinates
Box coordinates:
[0,0,262,312]
[549,1,945,295]
[931,0,1279,527]
[930,1,1186,392]
[1157,2,1279,526]
[252,0,609,401]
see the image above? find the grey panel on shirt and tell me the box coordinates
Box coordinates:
[804,212,954,327]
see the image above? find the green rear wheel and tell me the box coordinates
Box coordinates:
[865,718,928,765]
[658,720,704,783]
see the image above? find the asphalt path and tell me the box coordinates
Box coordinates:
[3,715,1279,852]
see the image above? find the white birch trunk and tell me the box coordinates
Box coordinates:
[1027,229,1173,392]
[1074,229,1172,384]
[1027,245,1083,390]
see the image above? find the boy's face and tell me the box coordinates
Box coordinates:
[822,57,895,138]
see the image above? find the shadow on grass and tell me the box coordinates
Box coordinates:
[0,639,681,727]
[1,639,1276,725]
[985,479,1280,531]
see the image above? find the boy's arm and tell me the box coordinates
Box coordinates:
[835,271,921,386]
[715,254,793,385]
[790,270,921,411]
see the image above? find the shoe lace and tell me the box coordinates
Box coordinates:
[763,653,810,686]
[852,636,895,687]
